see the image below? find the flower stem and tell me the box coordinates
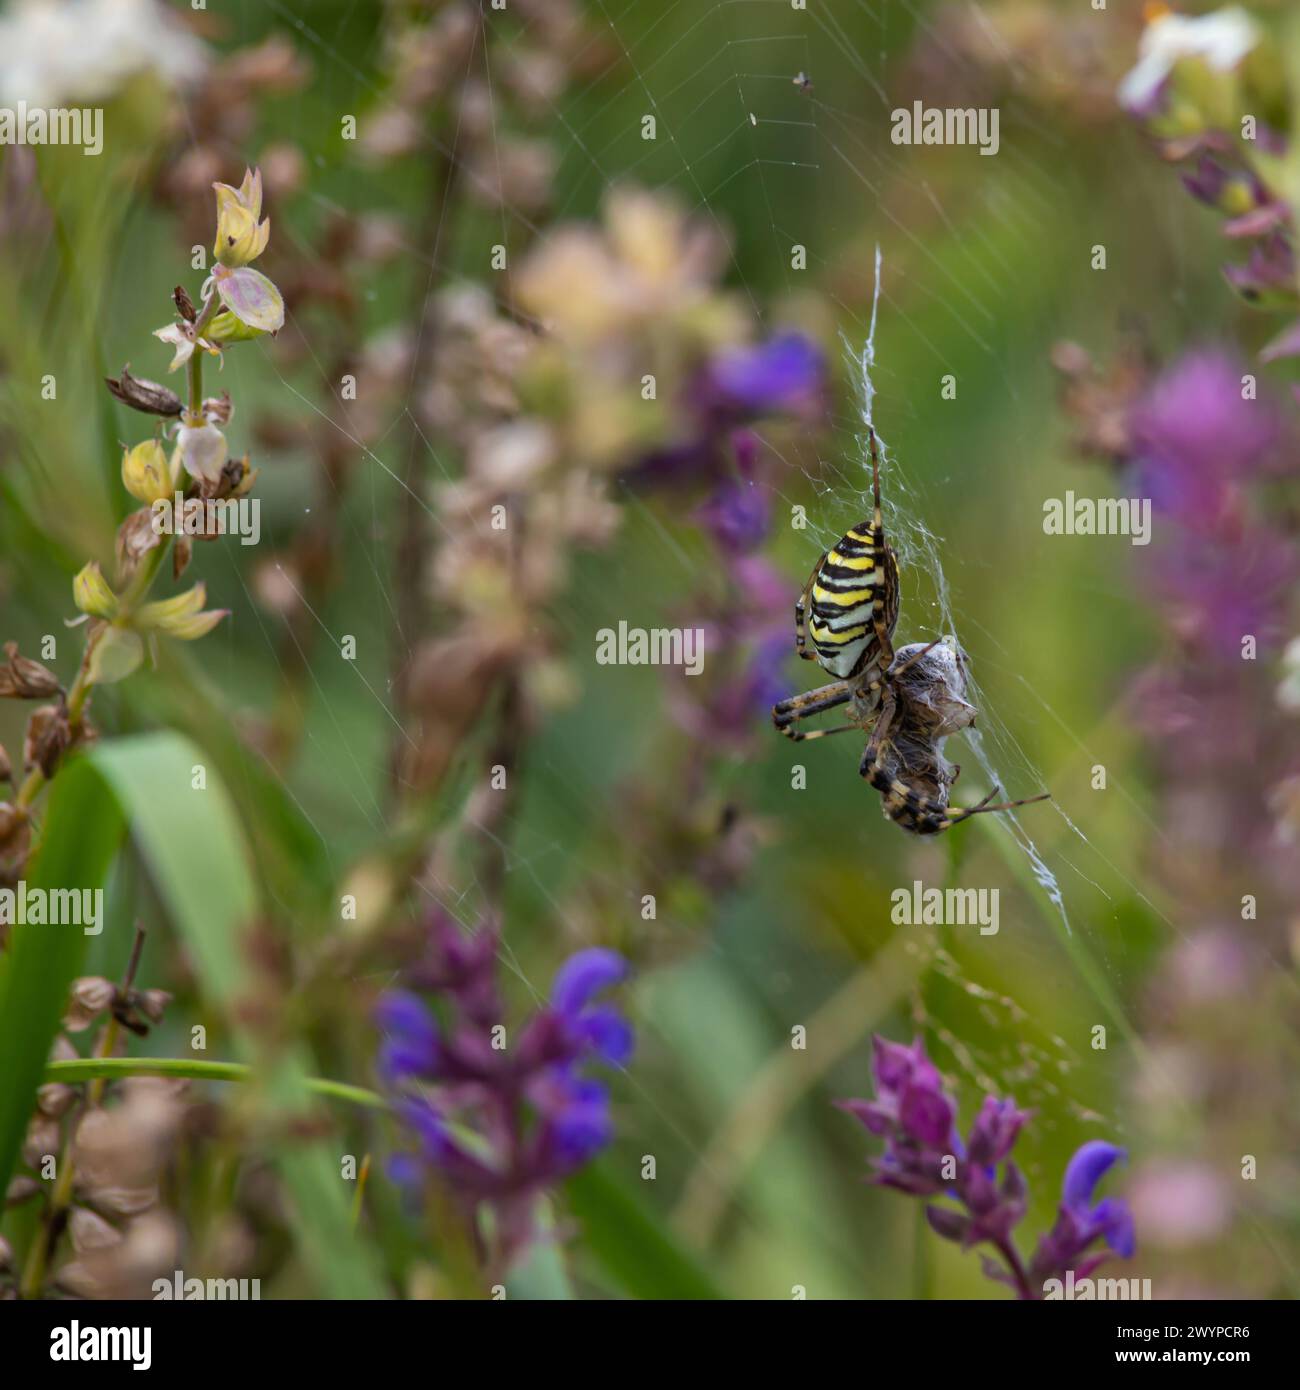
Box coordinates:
[993,1234,1036,1300]
[43,1056,386,1109]
[13,532,173,821]
[185,291,218,420]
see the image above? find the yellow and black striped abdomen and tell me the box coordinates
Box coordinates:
[807,523,899,679]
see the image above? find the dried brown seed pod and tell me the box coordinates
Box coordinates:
[116,508,163,583]
[0,743,11,782]
[22,1113,60,1171]
[5,1176,40,1207]
[85,1186,158,1219]
[36,1083,77,1118]
[0,802,24,848]
[135,989,173,1025]
[172,533,194,580]
[24,704,71,779]
[202,391,233,426]
[0,642,61,699]
[69,1206,123,1254]
[65,976,116,1032]
[105,364,183,416]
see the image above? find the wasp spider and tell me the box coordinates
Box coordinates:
[771,432,1050,835]
[771,427,900,738]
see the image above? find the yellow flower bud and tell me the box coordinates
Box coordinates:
[134,583,207,631]
[134,584,228,641]
[121,439,172,504]
[213,167,271,268]
[163,609,230,641]
[73,562,118,619]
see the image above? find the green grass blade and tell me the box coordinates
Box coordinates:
[566,1163,724,1299]
[44,1057,385,1110]
[0,759,126,1205]
[83,731,389,1298]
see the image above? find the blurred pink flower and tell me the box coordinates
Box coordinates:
[1128,1161,1231,1249]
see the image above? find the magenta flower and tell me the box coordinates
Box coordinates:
[1130,350,1279,528]
[1150,524,1296,655]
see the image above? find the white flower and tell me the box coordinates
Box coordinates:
[0,0,206,108]
[1119,6,1260,113]
[175,422,227,486]
[153,323,219,373]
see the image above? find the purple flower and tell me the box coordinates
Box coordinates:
[839,1035,1135,1299]
[551,947,628,1015]
[377,912,633,1271]
[406,908,502,1025]
[1130,350,1279,528]
[695,432,771,553]
[532,1074,614,1171]
[375,991,441,1081]
[743,629,792,714]
[704,332,823,417]
[836,1036,960,1199]
[1031,1141,1136,1283]
[630,332,825,489]
[551,947,634,1066]
[967,1095,1029,1167]
[1223,234,1297,305]
[1063,1140,1126,1212]
[1149,524,1296,656]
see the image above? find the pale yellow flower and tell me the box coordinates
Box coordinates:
[213,167,271,268]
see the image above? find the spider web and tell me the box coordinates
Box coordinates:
[52,0,1197,1294]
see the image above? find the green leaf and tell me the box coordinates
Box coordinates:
[2,733,387,1298]
[0,758,125,1207]
[565,1163,724,1299]
[82,732,388,1298]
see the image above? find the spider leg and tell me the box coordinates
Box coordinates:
[857,689,897,779]
[939,788,1052,829]
[793,551,827,662]
[780,722,859,743]
[888,637,943,680]
[772,678,853,730]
